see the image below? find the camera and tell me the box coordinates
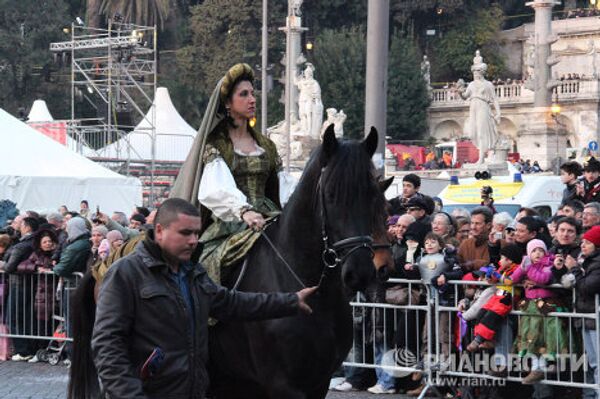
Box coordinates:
[480,185,493,199]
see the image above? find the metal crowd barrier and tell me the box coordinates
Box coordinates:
[0,270,83,344]
[344,278,600,396]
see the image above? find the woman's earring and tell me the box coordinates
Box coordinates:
[225,107,231,117]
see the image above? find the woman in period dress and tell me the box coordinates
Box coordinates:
[170,63,294,284]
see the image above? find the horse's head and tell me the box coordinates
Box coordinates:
[316,125,388,292]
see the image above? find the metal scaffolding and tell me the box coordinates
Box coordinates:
[50,20,158,205]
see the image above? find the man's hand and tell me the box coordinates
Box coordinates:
[404,263,414,271]
[565,254,578,270]
[553,255,564,269]
[296,286,318,314]
[97,211,109,225]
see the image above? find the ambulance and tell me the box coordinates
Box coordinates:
[437,174,564,219]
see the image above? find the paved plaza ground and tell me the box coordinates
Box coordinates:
[0,361,413,399]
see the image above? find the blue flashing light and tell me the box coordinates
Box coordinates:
[513,173,522,183]
[450,176,459,185]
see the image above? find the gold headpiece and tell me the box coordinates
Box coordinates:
[220,63,255,103]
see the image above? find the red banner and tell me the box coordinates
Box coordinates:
[28,122,67,145]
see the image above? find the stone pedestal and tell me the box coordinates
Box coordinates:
[516,107,566,170]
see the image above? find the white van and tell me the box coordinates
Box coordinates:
[437,174,564,219]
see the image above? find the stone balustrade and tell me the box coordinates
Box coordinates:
[430,79,600,108]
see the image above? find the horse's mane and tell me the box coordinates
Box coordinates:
[298,139,388,237]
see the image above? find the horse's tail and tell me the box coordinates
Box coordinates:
[67,270,100,399]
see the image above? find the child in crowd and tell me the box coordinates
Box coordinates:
[466,244,522,353]
[511,239,568,384]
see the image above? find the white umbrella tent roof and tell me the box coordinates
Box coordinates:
[0,108,142,214]
[101,87,197,162]
[26,98,96,156]
[27,100,54,122]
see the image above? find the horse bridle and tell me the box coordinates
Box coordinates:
[318,170,375,270]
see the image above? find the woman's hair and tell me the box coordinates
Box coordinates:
[219,63,255,129]
[456,218,470,233]
[433,212,456,236]
[424,232,445,249]
[493,212,513,227]
[0,234,10,249]
[34,229,58,252]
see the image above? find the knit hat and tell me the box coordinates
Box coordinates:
[526,239,547,258]
[500,243,523,265]
[583,225,600,247]
[130,213,146,225]
[106,230,124,244]
[91,225,109,237]
[387,215,400,226]
[402,173,421,188]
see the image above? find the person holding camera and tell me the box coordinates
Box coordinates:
[550,217,581,282]
[576,157,600,204]
[480,185,496,214]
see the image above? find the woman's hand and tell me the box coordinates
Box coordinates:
[242,210,266,231]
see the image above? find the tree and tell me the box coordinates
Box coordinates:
[0,0,70,117]
[387,34,430,141]
[173,0,288,128]
[312,27,366,139]
[431,5,506,81]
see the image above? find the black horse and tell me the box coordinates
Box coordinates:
[67,125,389,399]
[208,125,388,398]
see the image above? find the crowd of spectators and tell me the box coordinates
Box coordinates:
[564,8,600,19]
[334,157,600,396]
[0,201,151,363]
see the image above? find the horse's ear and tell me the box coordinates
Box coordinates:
[322,123,338,161]
[363,127,378,157]
[378,177,394,194]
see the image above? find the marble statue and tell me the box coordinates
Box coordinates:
[334,110,346,138]
[588,39,598,79]
[457,51,501,164]
[320,108,346,139]
[294,63,323,139]
[421,55,431,87]
[290,0,303,16]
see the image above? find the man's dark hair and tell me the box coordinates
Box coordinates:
[135,206,151,218]
[130,213,147,225]
[517,207,540,218]
[560,161,583,177]
[66,211,80,218]
[517,216,539,233]
[470,206,493,224]
[80,200,89,207]
[22,217,39,233]
[25,210,40,220]
[155,198,200,227]
[584,157,600,173]
[563,199,585,214]
[556,216,582,235]
[402,173,421,189]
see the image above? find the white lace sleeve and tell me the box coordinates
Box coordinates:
[198,157,249,222]
[278,171,297,207]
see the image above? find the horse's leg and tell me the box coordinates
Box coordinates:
[307,380,331,399]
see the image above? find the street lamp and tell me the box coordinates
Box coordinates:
[551,101,561,174]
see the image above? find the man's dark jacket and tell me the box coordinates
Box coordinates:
[568,250,600,328]
[2,232,35,275]
[92,235,300,399]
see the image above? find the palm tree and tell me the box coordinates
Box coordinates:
[87,0,171,28]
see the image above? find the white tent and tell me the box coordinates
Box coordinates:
[27,100,54,122]
[0,108,142,215]
[101,87,197,162]
[26,98,97,156]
